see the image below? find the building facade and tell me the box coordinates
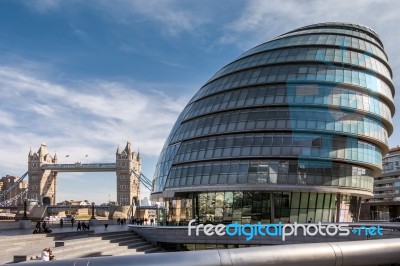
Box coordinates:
[151,22,395,224]
[28,143,58,205]
[361,147,400,220]
[116,141,142,206]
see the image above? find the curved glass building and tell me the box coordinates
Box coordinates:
[151,22,395,224]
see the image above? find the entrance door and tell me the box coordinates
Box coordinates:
[43,197,51,206]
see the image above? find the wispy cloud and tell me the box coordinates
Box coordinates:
[0,64,190,174]
[24,0,62,13]
[91,0,208,37]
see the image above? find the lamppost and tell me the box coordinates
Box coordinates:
[90,202,96,220]
[22,199,29,220]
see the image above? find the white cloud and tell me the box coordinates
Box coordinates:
[0,65,189,176]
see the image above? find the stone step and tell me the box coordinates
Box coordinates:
[117,238,148,247]
[0,234,48,244]
[49,230,94,240]
[50,240,120,257]
[91,230,132,237]
[144,247,163,254]
[108,235,142,243]
[127,242,154,250]
[96,232,136,240]
[57,243,130,260]
[61,236,105,245]
[101,248,145,257]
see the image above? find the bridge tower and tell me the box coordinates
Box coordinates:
[28,143,58,205]
[116,141,141,206]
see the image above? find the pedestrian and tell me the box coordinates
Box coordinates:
[77,221,82,231]
[81,221,86,231]
[35,221,41,233]
[144,217,148,225]
[150,218,154,226]
[60,218,64,228]
[71,217,75,227]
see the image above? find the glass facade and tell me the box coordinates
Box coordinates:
[166,192,359,224]
[151,23,395,224]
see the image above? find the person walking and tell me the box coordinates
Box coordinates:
[42,221,47,232]
[71,217,75,228]
[77,221,82,231]
[60,218,64,228]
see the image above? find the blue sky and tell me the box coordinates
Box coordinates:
[0,0,399,203]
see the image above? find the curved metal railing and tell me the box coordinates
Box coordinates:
[20,238,400,266]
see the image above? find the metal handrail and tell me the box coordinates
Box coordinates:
[20,238,400,265]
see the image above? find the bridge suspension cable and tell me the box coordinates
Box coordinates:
[0,188,28,206]
[0,171,28,199]
[131,170,152,191]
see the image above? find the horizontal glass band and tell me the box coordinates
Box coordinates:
[210,46,391,82]
[185,84,393,124]
[166,159,374,192]
[274,28,384,53]
[195,64,394,109]
[173,107,388,147]
[174,132,382,168]
[238,33,387,64]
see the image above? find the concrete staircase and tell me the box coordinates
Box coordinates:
[0,233,56,265]
[26,231,162,262]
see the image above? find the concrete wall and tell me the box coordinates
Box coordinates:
[0,220,33,230]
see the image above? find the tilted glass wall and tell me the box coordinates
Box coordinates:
[152,23,395,224]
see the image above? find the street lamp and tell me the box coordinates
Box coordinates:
[90,202,96,220]
[22,199,29,220]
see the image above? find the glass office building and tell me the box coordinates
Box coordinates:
[151,23,395,224]
[360,147,400,221]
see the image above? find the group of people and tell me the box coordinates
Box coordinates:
[41,248,55,261]
[117,218,127,226]
[132,217,155,225]
[76,221,90,231]
[33,221,52,234]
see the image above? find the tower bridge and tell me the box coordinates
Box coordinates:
[0,141,153,209]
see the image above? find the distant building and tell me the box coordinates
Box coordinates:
[0,175,28,205]
[360,147,400,220]
[140,197,150,206]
